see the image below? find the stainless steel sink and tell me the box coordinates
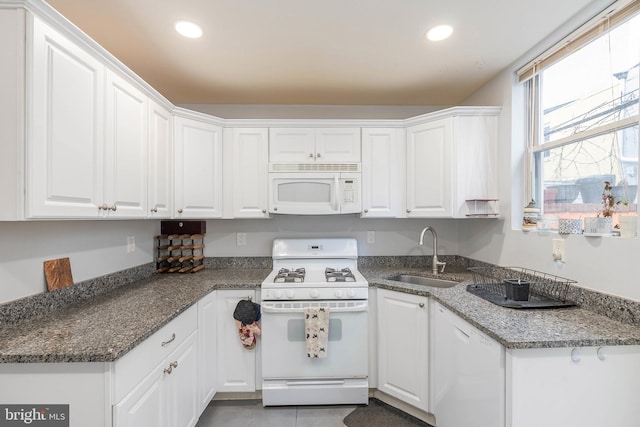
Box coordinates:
[386,274,458,288]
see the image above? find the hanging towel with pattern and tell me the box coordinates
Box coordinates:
[304,306,329,358]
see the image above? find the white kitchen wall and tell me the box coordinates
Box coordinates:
[0,216,460,305]
[459,0,640,302]
[0,221,157,304]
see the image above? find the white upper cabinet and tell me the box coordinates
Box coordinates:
[269,128,361,163]
[27,15,106,218]
[405,108,500,218]
[103,69,148,218]
[148,100,173,218]
[224,128,269,218]
[361,128,405,218]
[174,115,223,218]
[406,119,452,218]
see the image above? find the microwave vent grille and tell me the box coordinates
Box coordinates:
[270,163,360,172]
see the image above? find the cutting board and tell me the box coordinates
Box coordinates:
[44,257,74,292]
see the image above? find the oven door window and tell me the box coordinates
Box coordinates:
[287,319,342,341]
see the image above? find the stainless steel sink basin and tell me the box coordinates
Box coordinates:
[386,274,458,288]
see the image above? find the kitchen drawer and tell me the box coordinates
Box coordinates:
[112,304,198,403]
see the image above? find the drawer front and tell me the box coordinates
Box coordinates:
[113,304,198,403]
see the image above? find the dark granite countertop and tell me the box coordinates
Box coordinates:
[0,268,269,363]
[1,261,639,364]
[363,267,640,350]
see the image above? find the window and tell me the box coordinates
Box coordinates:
[521,0,640,229]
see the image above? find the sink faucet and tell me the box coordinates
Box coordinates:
[419,226,446,275]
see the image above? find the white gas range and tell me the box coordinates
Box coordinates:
[261,238,369,406]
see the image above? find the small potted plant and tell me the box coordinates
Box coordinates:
[585,181,628,235]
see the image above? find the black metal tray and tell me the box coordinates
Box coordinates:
[466,284,576,309]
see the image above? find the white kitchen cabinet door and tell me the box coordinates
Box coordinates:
[197,291,217,412]
[230,128,269,218]
[114,366,165,427]
[269,128,360,163]
[269,128,315,162]
[377,288,429,411]
[216,290,257,392]
[361,128,404,218]
[406,119,452,218]
[164,332,199,427]
[431,301,505,427]
[27,15,105,218]
[314,128,361,162]
[104,69,148,218]
[174,116,223,218]
[148,100,173,218]
[507,345,640,427]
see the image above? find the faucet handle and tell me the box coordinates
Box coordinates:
[436,261,446,274]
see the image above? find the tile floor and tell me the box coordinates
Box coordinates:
[195,399,357,427]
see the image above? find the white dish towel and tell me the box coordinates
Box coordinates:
[304,306,329,358]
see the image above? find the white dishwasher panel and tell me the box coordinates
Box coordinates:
[431,301,505,427]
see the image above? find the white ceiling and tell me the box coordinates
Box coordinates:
[46,0,597,106]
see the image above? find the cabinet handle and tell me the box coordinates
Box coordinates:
[597,347,607,361]
[110,204,117,211]
[150,207,158,213]
[419,302,425,308]
[161,333,176,347]
[163,361,178,375]
[177,209,183,214]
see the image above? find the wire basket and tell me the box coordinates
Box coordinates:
[467,266,577,308]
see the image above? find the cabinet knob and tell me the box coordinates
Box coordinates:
[316,153,321,158]
[364,209,369,213]
[262,209,267,214]
[309,153,314,158]
[110,204,117,211]
[571,348,581,363]
[177,209,183,214]
[597,347,607,361]
[99,204,108,211]
[406,209,411,213]
[150,207,158,213]
[419,302,425,308]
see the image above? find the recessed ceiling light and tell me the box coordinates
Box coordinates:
[175,20,203,39]
[427,25,453,42]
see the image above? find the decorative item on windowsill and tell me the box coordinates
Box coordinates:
[522,199,540,232]
[584,181,628,236]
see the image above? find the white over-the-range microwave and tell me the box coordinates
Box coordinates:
[268,163,361,215]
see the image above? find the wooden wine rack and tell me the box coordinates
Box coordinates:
[155,234,205,274]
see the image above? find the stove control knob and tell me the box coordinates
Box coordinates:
[335,290,344,298]
[310,289,320,299]
[275,290,283,299]
[286,290,295,299]
[346,289,356,298]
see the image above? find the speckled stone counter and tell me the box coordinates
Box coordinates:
[2,257,640,364]
[0,268,269,363]
[363,266,640,349]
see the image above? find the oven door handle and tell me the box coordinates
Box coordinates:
[261,303,367,314]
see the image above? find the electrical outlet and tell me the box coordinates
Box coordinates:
[367,231,376,244]
[236,233,247,246]
[127,235,136,253]
[552,239,565,262]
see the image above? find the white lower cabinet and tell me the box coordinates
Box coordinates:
[197,290,217,412]
[431,301,505,427]
[377,288,429,411]
[113,305,199,427]
[507,345,640,427]
[216,290,258,392]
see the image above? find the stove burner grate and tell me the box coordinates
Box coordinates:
[325,267,355,282]
[274,267,306,283]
